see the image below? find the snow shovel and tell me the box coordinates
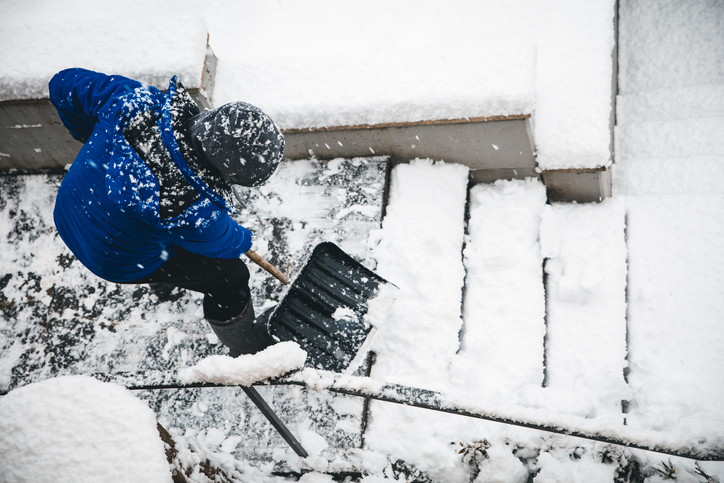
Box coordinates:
[239,242,395,457]
[247,242,396,373]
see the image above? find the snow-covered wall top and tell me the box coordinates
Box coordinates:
[532,0,616,170]
[0,15,209,102]
[210,0,616,168]
[216,43,536,130]
[2,0,616,170]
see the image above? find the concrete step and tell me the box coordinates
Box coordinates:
[283,115,538,182]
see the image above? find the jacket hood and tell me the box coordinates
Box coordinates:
[106,77,236,230]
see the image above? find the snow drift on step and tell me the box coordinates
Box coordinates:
[0,375,171,483]
[368,159,468,390]
[540,197,629,418]
[453,178,547,399]
[365,159,472,482]
[617,0,724,94]
[616,85,724,125]
[615,117,724,160]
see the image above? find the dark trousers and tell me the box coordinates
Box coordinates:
[128,247,251,322]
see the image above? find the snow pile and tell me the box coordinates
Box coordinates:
[453,178,547,398]
[179,341,307,386]
[0,375,171,483]
[473,445,529,483]
[534,451,616,483]
[540,197,629,417]
[0,15,208,101]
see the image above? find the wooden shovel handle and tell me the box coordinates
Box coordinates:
[245,250,291,285]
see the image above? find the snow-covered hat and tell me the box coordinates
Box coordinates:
[186,102,284,187]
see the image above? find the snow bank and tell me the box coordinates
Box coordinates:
[454,178,547,398]
[178,341,307,385]
[0,15,208,101]
[0,375,171,483]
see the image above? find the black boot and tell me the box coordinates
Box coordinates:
[206,298,276,357]
[148,282,176,300]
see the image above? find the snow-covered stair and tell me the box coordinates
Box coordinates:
[612,0,724,459]
[454,179,547,398]
[364,162,633,481]
[614,85,724,442]
[540,198,629,418]
[613,86,724,194]
[364,160,476,482]
[368,160,468,390]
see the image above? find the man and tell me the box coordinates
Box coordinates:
[49,68,284,356]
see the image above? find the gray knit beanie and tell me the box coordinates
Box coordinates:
[186,102,284,187]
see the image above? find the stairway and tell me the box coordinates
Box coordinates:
[363,160,632,481]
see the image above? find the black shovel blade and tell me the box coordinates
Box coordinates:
[268,242,393,373]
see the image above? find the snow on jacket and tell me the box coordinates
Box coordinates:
[50,68,252,282]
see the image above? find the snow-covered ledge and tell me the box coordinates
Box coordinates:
[216,41,540,185]
[212,0,617,203]
[0,16,215,172]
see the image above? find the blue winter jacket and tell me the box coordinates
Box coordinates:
[50,68,252,282]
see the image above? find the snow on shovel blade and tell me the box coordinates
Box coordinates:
[267,242,397,373]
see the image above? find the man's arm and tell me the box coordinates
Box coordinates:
[48,68,144,143]
[171,213,253,260]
